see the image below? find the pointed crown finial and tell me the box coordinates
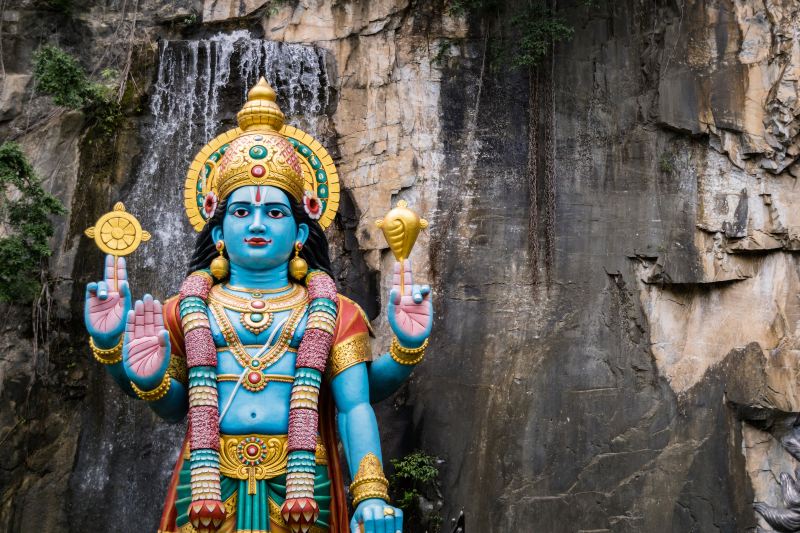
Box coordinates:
[236,77,285,131]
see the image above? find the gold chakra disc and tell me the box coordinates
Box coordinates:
[85,202,151,257]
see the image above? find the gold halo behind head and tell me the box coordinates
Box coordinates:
[184,77,340,231]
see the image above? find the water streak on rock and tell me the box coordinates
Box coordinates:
[125,31,330,296]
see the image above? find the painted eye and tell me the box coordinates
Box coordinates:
[233,208,249,218]
[268,209,286,219]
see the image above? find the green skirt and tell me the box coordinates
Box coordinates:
[174,461,331,531]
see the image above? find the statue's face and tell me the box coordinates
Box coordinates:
[211,185,308,271]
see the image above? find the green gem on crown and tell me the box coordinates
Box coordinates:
[249,145,268,159]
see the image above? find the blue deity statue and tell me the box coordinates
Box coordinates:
[83,78,433,533]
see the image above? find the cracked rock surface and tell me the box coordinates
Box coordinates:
[3,1,800,532]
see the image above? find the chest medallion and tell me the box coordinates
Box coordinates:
[209,283,306,335]
[208,284,308,392]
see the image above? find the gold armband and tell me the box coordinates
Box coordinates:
[350,453,390,506]
[90,336,123,365]
[130,374,172,402]
[389,336,428,366]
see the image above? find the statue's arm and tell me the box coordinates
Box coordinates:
[368,352,416,402]
[121,294,188,423]
[332,363,404,533]
[368,260,433,403]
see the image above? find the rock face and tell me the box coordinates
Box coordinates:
[3,0,800,532]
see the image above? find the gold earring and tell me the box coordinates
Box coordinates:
[289,242,308,281]
[210,240,229,280]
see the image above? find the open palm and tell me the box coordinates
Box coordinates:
[387,260,433,347]
[84,255,131,347]
[123,294,171,391]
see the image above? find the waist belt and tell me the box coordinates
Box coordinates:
[218,434,328,495]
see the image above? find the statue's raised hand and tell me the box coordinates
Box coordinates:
[84,254,132,348]
[123,294,171,391]
[387,260,433,348]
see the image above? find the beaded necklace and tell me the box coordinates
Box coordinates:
[209,283,306,335]
[208,300,307,392]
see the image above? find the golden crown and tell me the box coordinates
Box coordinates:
[184,77,340,231]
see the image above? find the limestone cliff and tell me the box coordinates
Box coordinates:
[1,0,800,531]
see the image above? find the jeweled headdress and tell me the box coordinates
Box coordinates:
[184,77,340,230]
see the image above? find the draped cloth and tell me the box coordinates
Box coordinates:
[157,295,369,533]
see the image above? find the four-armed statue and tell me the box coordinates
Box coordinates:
[83,78,433,533]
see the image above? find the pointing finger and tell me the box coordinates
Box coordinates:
[103,254,114,282]
[117,256,128,281]
[402,259,413,296]
[119,280,131,302]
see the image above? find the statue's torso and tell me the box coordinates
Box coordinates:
[207,286,309,435]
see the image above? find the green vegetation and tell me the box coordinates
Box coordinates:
[32,45,122,137]
[659,152,675,174]
[0,143,66,303]
[390,451,442,531]
[445,0,593,68]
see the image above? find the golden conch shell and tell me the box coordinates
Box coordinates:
[85,202,151,257]
[375,200,428,261]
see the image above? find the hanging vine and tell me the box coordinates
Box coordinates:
[447,0,572,285]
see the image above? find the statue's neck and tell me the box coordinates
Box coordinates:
[227,262,290,290]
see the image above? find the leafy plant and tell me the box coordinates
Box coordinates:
[32,45,123,137]
[32,45,89,108]
[390,451,442,531]
[445,0,575,69]
[508,4,574,68]
[0,143,66,303]
[659,152,675,174]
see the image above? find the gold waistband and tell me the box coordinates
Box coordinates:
[216,373,295,384]
[216,434,327,495]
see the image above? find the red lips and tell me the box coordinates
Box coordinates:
[244,237,271,247]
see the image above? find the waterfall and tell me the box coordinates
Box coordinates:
[124,31,332,297]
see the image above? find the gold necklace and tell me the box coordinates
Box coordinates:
[224,283,292,296]
[209,284,307,335]
[208,300,307,392]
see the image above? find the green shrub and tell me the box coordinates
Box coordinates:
[390,451,442,531]
[0,143,66,303]
[509,4,574,68]
[32,45,89,108]
[32,45,123,137]
[445,0,576,69]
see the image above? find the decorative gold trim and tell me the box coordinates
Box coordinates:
[349,453,389,506]
[280,124,340,230]
[208,283,307,313]
[166,354,188,386]
[327,333,371,378]
[389,336,428,366]
[216,373,295,384]
[225,283,293,295]
[131,373,172,402]
[218,434,328,491]
[90,335,123,365]
[208,301,306,388]
[184,80,340,232]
